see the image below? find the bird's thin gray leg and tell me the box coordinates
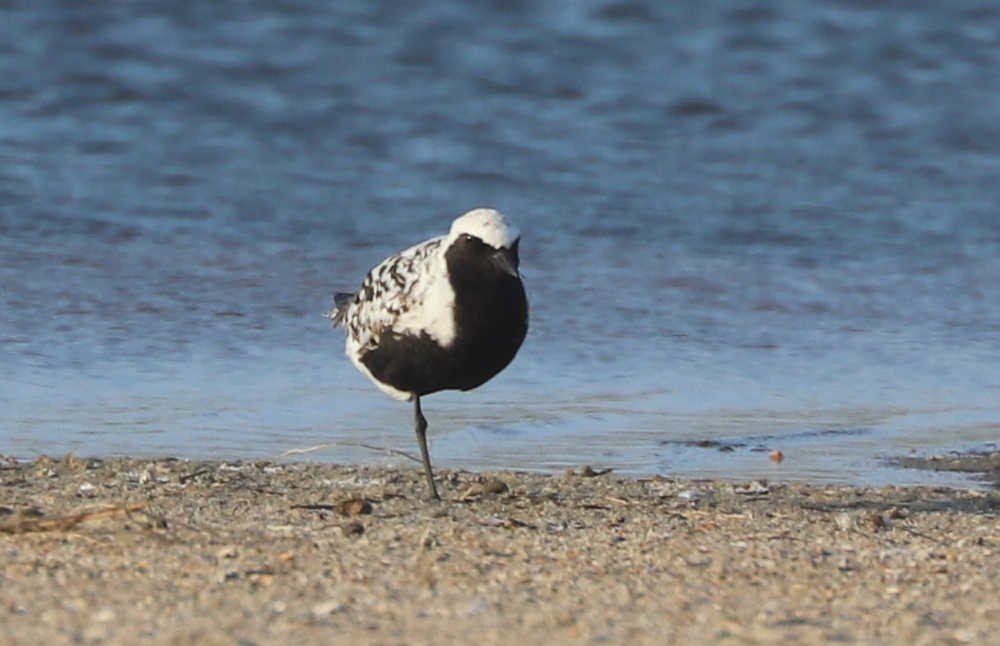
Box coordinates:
[413,396,440,500]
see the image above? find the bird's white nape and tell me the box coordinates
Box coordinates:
[447,208,520,249]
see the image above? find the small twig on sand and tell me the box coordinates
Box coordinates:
[178,467,212,484]
[0,503,146,534]
[276,441,421,464]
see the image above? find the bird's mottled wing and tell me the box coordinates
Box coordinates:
[332,236,445,349]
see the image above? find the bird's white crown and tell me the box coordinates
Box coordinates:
[447,208,520,249]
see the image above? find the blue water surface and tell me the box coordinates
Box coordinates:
[2,1,999,487]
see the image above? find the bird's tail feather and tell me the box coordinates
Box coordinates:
[325,292,354,326]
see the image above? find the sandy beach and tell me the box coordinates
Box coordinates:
[1,455,997,645]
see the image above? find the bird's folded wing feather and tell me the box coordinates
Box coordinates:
[333,236,445,348]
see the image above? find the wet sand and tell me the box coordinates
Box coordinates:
[888,449,1000,488]
[2,455,998,645]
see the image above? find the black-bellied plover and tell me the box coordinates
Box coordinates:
[328,208,528,499]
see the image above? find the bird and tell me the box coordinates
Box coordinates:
[327,208,529,500]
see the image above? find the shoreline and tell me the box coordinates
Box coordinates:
[886,449,1000,488]
[2,455,998,645]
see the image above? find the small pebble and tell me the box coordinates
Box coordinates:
[567,465,612,477]
[341,521,365,537]
[838,557,860,572]
[860,511,888,530]
[459,477,509,499]
[735,481,770,495]
[677,489,708,500]
[336,498,372,516]
[311,599,345,617]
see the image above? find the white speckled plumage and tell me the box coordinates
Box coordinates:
[331,235,449,399]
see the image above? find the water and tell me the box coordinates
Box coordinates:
[3,1,999,488]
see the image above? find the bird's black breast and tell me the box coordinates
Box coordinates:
[358,237,528,397]
[358,331,459,396]
[445,238,528,392]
